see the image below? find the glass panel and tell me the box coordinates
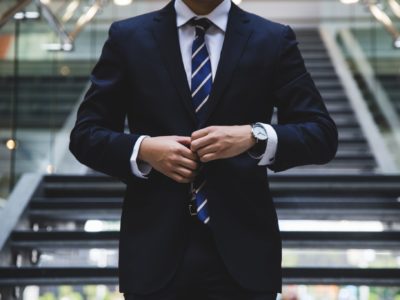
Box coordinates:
[283,248,400,268]
[23,247,400,269]
[328,0,400,165]
[29,219,391,232]
[18,285,400,300]
[0,19,15,199]
[0,0,109,198]
[37,248,118,268]
[23,285,124,300]
[281,285,400,300]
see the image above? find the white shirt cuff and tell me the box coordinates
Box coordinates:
[130,135,152,179]
[257,124,278,166]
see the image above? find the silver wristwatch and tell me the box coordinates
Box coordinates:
[249,123,268,159]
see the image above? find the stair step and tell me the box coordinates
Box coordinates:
[10,231,400,249]
[303,53,331,60]
[40,175,400,196]
[0,267,398,286]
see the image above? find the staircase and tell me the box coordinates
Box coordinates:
[0,75,89,197]
[294,30,377,173]
[0,76,88,128]
[1,173,399,297]
[0,29,399,299]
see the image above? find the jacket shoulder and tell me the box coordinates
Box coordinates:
[244,10,290,37]
[108,10,159,37]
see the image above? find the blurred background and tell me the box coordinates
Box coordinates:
[0,0,400,299]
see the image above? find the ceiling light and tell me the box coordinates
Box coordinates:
[13,11,40,20]
[85,220,104,232]
[42,43,62,51]
[42,43,73,52]
[13,12,24,20]
[59,65,71,76]
[6,139,17,150]
[46,164,54,174]
[394,37,400,48]
[25,11,40,19]
[340,0,359,4]
[62,43,73,51]
[113,0,132,6]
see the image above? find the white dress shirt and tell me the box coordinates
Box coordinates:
[130,0,278,178]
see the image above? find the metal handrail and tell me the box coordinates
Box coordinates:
[1,0,106,51]
[367,2,400,47]
[0,0,32,30]
[338,28,400,161]
[0,267,399,286]
[0,174,42,251]
[319,26,399,173]
[36,0,72,44]
[69,0,105,41]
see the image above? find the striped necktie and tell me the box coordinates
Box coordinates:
[190,18,212,224]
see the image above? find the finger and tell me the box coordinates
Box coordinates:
[171,173,190,183]
[182,171,197,181]
[175,136,191,147]
[179,144,199,161]
[191,134,215,152]
[178,157,199,171]
[191,127,212,141]
[197,144,218,157]
[200,152,218,163]
[172,169,195,183]
[174,166,195,178]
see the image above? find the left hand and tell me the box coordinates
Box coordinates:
[191,125,256,162]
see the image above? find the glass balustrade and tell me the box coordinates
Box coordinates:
[323,0,400,166]
[0,0,109,200]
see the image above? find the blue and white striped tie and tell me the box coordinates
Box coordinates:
[191,18,212,224]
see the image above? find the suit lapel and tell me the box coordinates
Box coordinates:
[200,4,252,127]
[151,2,253,128]
[151,2,197,125]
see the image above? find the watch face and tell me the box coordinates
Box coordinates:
[253,125,268,140]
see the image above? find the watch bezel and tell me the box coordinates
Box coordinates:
[251,123,268,142]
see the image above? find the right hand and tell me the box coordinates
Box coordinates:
[138,136,199,183]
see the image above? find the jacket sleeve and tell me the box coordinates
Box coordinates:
[269,25,338,172]
[69,22,140,182]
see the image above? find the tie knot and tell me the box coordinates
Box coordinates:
[190,18,212,35]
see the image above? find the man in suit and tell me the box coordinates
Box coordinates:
[69,0,338,299]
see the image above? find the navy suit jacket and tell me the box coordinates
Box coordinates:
[70,1,338,294]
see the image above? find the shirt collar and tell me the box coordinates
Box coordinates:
[175,0,231,32]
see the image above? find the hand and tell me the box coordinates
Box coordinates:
[191,125,256,163]
[138,136,199,183]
